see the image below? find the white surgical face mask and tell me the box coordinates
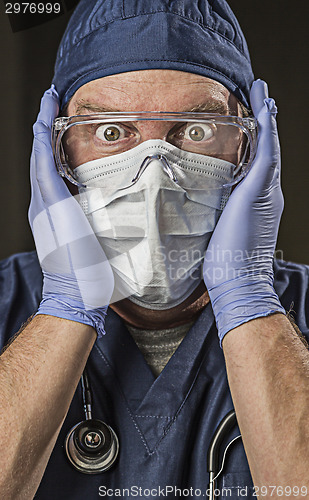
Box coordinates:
[74,140,233,309]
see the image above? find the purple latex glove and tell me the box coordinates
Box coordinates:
[28,87,114,337]
[203,80,286,344]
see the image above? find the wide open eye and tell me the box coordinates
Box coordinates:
[184,123,215,142]
[95,124,125,142]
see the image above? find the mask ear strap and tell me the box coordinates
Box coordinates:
[58,161,86,188]
[220,186,232,210]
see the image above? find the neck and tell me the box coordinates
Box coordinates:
[109,282,210,330]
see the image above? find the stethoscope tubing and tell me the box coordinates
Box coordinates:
[207,410,241,500]
[66,368,241,494]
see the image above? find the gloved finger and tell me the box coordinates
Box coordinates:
[35,85,59,130]
[250,79,269,118]
[239,94,280,196]
[32,87,70,206]
[255,97,280,168]
[250,79,280,175]
[28,144,42,226]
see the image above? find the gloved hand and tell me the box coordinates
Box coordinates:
[203,79,286,345]
[28,86,114,337]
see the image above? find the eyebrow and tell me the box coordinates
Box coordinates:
[74,99,231,115]
[75,100,119,114]
[187,101,231,114]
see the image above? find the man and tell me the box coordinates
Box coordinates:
[0,1,308,499]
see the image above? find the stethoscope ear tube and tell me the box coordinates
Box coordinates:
[207,410,241,499]
[207,410,237,473]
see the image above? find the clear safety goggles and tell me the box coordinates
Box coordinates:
[52,112,257,188]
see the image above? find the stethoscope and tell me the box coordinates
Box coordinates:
[207,410,242,499]
[65,368,119,474]
[65,370,241,499]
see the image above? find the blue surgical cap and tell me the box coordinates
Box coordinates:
[53,0,254,109]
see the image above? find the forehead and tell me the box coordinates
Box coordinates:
[67,69,239,115]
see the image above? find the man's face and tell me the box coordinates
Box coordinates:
[65,70,242,328]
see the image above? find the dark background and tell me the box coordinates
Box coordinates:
[0,1,308,263]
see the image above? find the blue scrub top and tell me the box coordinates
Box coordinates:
[0,252,308,499]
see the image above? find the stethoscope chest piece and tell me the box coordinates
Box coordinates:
[65,418,119,474]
